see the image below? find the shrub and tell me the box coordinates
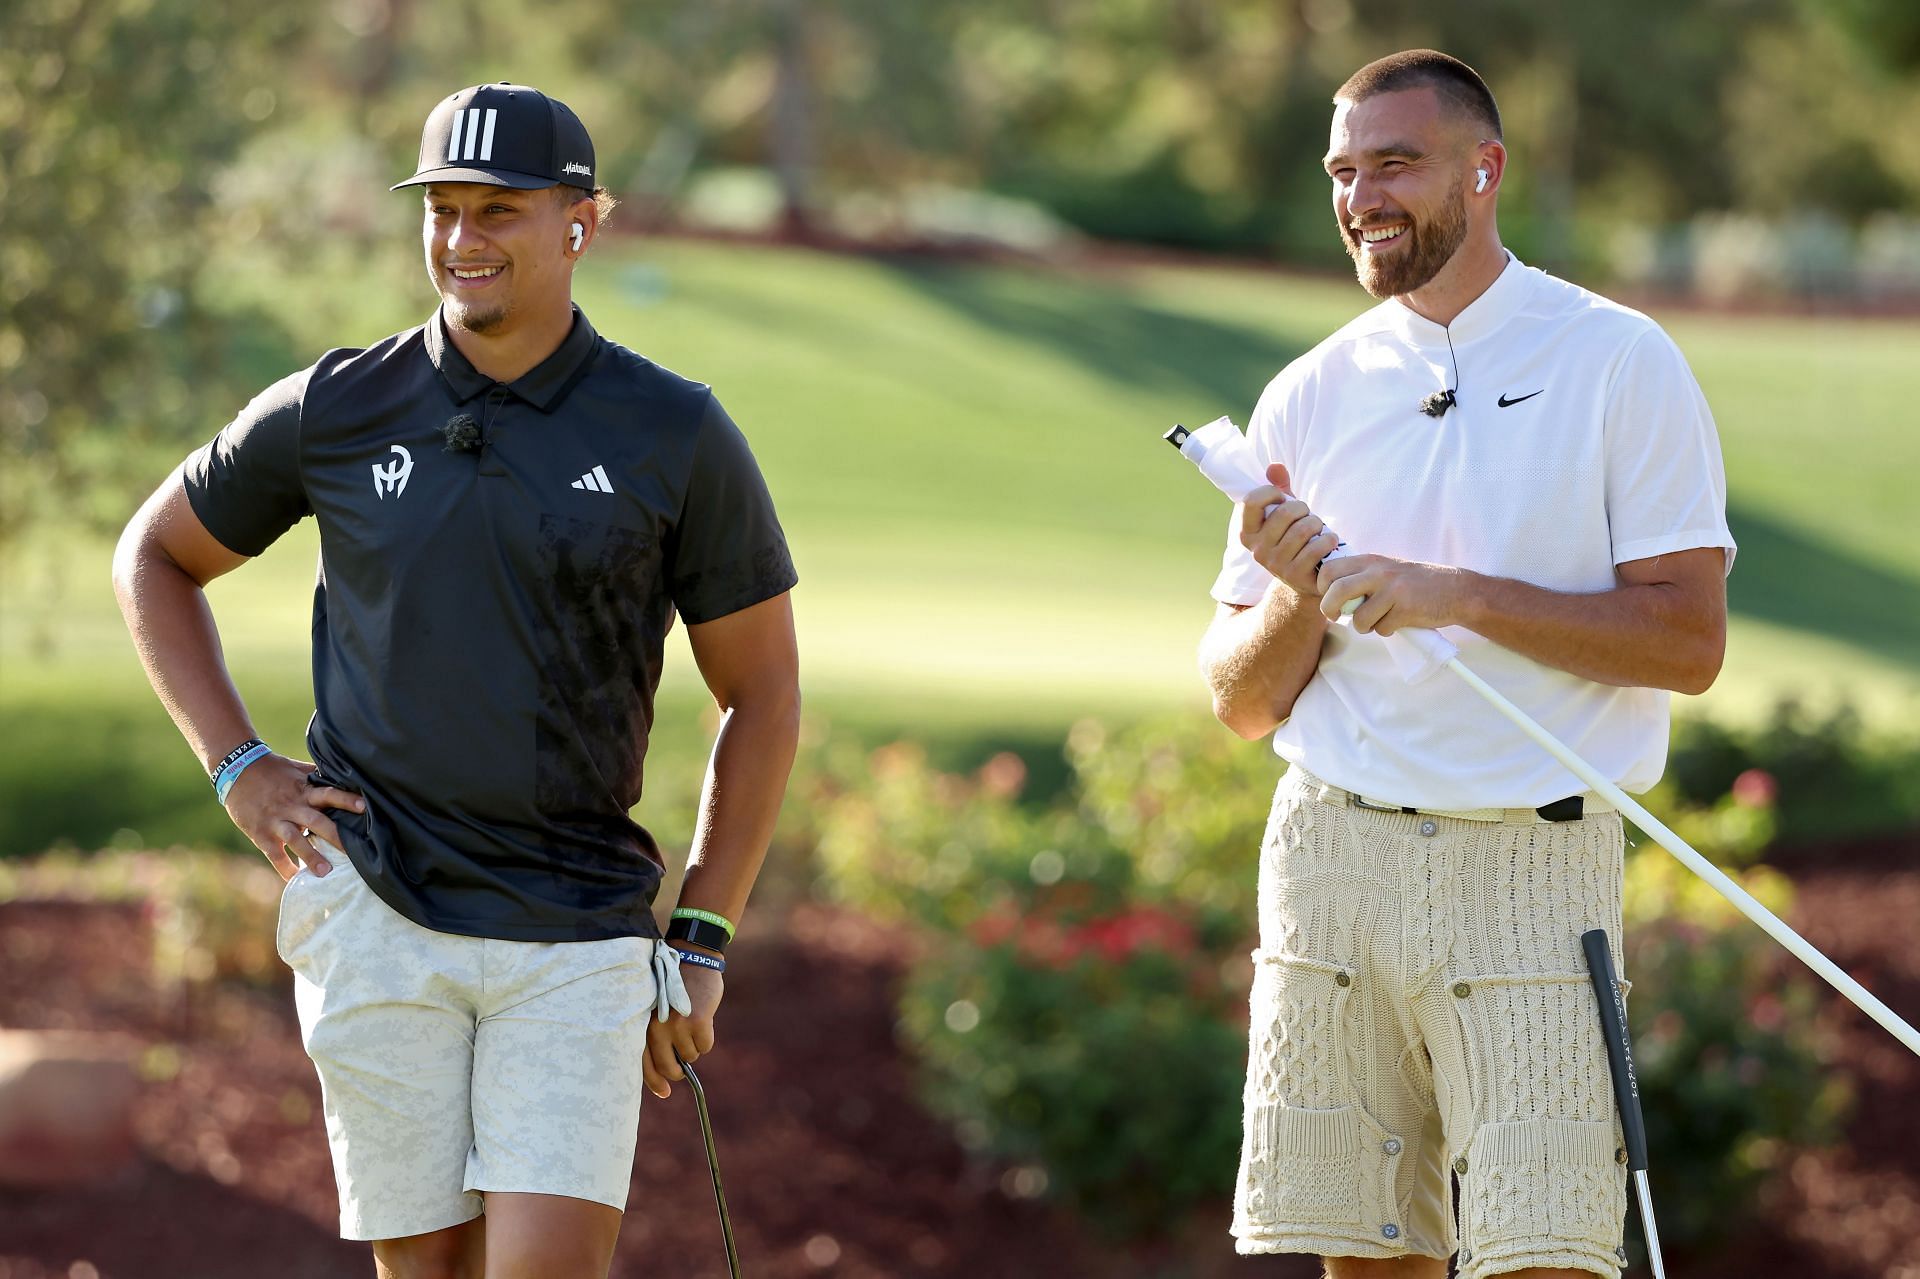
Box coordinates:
[815,708,1855,1245]
[901,909,1248,1234]
[1622,849,1850,1253]
[1065,716,1282,925]
[813,739,1136,936]
[0,846,284,991]
[1662,700,1920,845]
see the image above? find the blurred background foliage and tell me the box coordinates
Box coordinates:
[9,0,1920,553]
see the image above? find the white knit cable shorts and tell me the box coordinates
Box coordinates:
[276,840,663,1241]
[1233,766,1632,1279]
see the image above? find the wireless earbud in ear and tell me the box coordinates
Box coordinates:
[1475,168,1490,194]
[570,221,585,252]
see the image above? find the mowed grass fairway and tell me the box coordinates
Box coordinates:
[4,238,1917,856]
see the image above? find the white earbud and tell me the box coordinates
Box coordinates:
[1475,168,1489,194]
[569,221,585,252]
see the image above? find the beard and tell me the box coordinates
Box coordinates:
[1344,188,1469,300]
[443,290,511,335]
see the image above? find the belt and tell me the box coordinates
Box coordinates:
[1306,774,1612,825]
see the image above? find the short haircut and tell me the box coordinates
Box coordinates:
[555,183,619,223]
[1335,50,1502,141]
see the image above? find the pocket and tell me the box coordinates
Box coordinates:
[1241,1103,1371,1227]
[1456,1116,1626,1262]
[1442,971,1628,1133]
[274,856,359,970]
[1246,950,1358,1111]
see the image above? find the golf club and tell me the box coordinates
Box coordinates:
[1582,928,1667,1278]
[1166,415,1920,1060]
[678,1054,742,1279]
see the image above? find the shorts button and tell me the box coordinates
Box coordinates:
[1418,819,1438,837]
[1617,1245,1630,1262]
[1381,1223,1400,1240]
[1453,1155,1469,1175]
[1461,1248,1473,1264]
[1452,980,1472,998]
[1334,971,1352,987]
[1616,1147,1629,1165]
[1383,1137,1402,1155]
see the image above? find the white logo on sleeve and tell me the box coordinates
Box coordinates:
[571,464,614,493]
[372,445,414,498]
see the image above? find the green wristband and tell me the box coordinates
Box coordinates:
[669,906,736,940]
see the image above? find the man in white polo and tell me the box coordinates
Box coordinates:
[1200,50,1733,1279]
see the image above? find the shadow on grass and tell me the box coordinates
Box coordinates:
[1725,500,1920,669]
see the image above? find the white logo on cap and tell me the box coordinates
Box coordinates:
[562,162,591,177]
[447,108,498,163]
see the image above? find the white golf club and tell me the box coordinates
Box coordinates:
[1166,415,1920,1061]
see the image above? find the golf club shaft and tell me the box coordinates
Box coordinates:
[679,1059,742,1279]
[1448,655,1920,1059]
[1634,1171,1667,1279]
[1582,928,1666,1277]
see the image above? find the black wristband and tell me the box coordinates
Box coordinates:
[672,947,727,975]
[210,737,266,783]
[665,915,731,953]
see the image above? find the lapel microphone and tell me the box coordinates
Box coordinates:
[1419,323,1464,419]
[441,413,483,453]
[444,387,511,456]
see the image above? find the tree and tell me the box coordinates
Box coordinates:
[0,0,316,550]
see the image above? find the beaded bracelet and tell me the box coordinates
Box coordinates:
[212,739,272,804]
[671,946,727,975]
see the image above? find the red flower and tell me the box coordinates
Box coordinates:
[977,752,1028,800]
[1731,769,1777,810]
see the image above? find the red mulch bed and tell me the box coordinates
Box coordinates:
[2,836,1916,1279]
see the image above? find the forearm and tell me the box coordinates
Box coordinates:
[1200,583,1330,740]
[674,690,802,934]
[111,536,256,772]
[1455,570,1724,694]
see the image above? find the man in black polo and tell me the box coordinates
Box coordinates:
[112,83,800,1277]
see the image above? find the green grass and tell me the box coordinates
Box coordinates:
[3,239,1916,857]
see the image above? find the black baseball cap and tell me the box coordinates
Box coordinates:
[392,83,595,191]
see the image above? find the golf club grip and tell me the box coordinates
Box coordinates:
[1167,420,1459,676]
[1582,928,1650,1172]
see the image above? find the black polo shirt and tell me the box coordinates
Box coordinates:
[183,307,797,941]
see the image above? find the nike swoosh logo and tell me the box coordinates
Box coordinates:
[1498,390,1544,407]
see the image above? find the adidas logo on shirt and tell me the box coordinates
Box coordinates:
[571,464,615,493]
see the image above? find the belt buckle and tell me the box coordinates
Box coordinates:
[1350,793,1412,815]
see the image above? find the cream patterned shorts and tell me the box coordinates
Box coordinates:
[277,843,660,1241]
[1233,768,1632,1279]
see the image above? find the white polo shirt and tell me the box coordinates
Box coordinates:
[1213,255,1735,809]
